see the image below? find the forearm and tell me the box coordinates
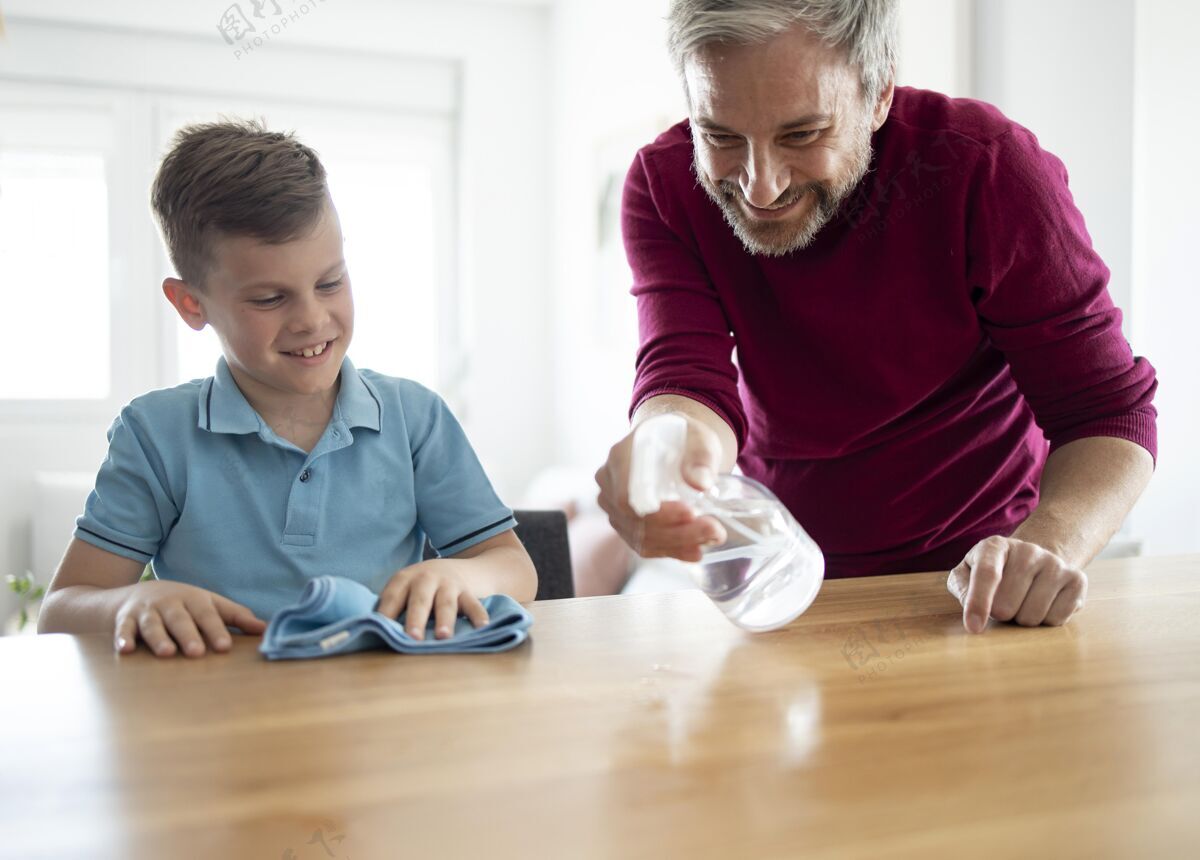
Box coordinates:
[1010,436,1154,568]
[447,543,538,602]
[632,394,739,471]
[38,583,137,635]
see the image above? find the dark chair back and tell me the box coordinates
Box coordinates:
[513,509,574,600]
[423,509,574,600]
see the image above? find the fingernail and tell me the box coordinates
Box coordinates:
[968,612,986,633]
[217,637,231,649]
[436,626,450,638]
[116,637,126,650]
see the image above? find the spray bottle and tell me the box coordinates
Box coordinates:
[629,414,824,631]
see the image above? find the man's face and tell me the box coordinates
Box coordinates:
[195,202,354,410]
[685,25,887,256]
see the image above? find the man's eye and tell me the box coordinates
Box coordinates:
[785,130,818,143]
[703,132,739,147]
[249,296,282,307]
[317,279,344,291]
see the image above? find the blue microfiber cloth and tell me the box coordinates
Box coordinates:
[259,575,533,660]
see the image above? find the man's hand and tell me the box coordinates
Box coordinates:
[376,561,490,641]
[113,580,267,657]
[947,536,1088,634]
[595,412,727,562]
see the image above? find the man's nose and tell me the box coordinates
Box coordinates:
[739,145,789,208]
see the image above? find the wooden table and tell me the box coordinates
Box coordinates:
[2,555,1198,859]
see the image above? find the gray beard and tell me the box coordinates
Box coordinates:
[694,125,874,257]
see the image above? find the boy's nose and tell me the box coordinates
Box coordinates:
[288,295,329,333]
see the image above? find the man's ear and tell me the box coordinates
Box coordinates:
[162,278,208,331]
[871,73,896,131]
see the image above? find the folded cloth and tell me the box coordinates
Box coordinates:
[259,576,533,660]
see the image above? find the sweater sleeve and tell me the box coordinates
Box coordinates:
[965,128,1158,460]
[623,148,748,448]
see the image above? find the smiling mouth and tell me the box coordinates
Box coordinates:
[284,340,332,358]
[743,194,805,219]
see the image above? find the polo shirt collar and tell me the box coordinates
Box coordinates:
[198,357,382,435]
[199,358,261,434]
[333,357,383,432]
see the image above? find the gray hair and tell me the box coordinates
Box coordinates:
[667,0,898,101]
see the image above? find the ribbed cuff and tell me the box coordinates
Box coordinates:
[1048,407,1158,464]
[630,386,747,451]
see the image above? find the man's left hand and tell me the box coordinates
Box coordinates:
[947,536,1088,634]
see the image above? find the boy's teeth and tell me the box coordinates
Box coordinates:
[292,341,327,357]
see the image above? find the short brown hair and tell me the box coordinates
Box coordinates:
[150,117,329,287]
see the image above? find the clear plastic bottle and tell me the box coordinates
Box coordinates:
[629,414,825,631]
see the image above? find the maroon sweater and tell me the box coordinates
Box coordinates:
[625,87,1157,578]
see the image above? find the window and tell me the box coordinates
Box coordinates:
[0,151,110,398]
[0,97,119,401]
[325,156,439,386]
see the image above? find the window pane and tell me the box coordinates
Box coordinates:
[0,151,110,399]
[328,159,438,387]
[175,321,223,382]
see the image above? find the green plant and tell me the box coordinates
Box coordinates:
[6,572,45,632]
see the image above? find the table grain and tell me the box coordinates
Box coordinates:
[2,555,1198,859]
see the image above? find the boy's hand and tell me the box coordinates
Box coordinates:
[113,581,267,658]
[376,561,490,641]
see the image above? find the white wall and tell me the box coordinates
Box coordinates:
[1130,0,1200,554]
[973,0,1136,320]
[896,0,973,96]
[0,0,554,611]
[546,0,684,477]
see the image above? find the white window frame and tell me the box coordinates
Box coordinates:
[0,82,154,421]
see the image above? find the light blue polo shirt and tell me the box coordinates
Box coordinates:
[74,357,516,620]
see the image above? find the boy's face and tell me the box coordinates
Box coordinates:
[168,202,353,408]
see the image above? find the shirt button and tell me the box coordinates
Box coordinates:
[332,429,341,438]
[299,469,311,483]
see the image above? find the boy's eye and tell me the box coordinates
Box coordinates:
[245,279,342,307]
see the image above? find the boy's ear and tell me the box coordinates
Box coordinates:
[162,278,208,331]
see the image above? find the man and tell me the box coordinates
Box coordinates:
[595,0,1157,633]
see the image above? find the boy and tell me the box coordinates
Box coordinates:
[38,119,537,657]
